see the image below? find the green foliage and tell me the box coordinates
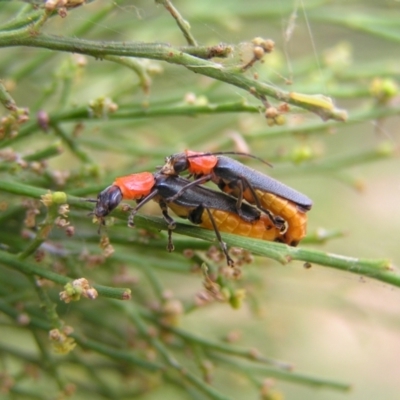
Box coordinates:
[0,1,399,399]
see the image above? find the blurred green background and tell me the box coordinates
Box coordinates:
[0,1,400,399]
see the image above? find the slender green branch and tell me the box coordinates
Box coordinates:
[0,342,43,365]
[140,266,166,301]
[118,301,231,400]
[310,146,394,171]
[0,250,131,300]
[103,55,152,93]
[70,334,164,372]
[308,9,400,43]
[24,141,63,162]
[0,99,260,150]
[132,215,398,288]
[157,0,198,46]
[140,307,292,370]
[180,43,233,59]
[10,4,114,81]
[0,32,346,121]
[301,228,345,244]
[0,100,262,149]
[9,386,44,400]
[0,80,17,110]
[69,353,119,399]
[0,299,162,371]
[31,327,66,389]
[29,275,63,330]
[0,179,47,199]
[51,123,93,163]
[0,180,397,288]
[2,97,398,157]
[18,230,47,260]
[122,302,348,391]
[272,145,395,180]
[0,9,44,32]
[248,102,400,140]
[210,353,351,392]
[1,97,398,152]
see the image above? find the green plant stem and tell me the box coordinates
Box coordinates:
[69,353,119,400]
[132,215,398,287]
[272,145,395,180]
[29,274,63,329]
[0,180,398,287]
[9,387,44,400]
[0,80,17,110]
[70,334,163,372]
[180,43,233,59]
[248,103,400,140]
[0,179,48,198]
[18,218,53,260]
[157,0,198,46]
[24,141,63,162]
[0,342,43,365]
[0,299,162,371]
[1,97,399,152]
[301,228,345,244]
[140,306,292,370]
[118,301,231,400]
[0,32,346,121]
[309,9,400,43]
[210,353,351,391]
[10,4,114,81]
[31,328,66,390]
[2,104,399,165]
[134,304,349,391]
[0,250,131,300]
[51,123,93,164]
[0,9,44,32]
[103,55,152,93]
[141,265,166,301]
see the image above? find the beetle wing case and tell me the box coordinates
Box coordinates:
[153,174,261,223]
[215,156,312,210]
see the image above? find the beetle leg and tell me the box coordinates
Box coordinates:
[157,198,177,252]
[188,204,234,266]
[128,189,159,227]
[204,207,235,267]
[238,176,285,230]
[230,178,248,220]
[166,174,213,203]
[167,229,175,252]
[158,198,176,230]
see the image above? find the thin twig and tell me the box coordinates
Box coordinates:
[0,32,347,122]
[157,0,198,46]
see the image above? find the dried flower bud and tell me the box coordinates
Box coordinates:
[49,328,76,354]
[253,46,265,60]
[37,110,50,132]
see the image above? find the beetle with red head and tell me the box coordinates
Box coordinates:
[160,150,312,246]
[91,172,286,266]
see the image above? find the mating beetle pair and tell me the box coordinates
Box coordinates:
[92,150,312,265]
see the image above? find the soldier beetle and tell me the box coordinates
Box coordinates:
[91,172,285,266]
[160,150,312,246]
